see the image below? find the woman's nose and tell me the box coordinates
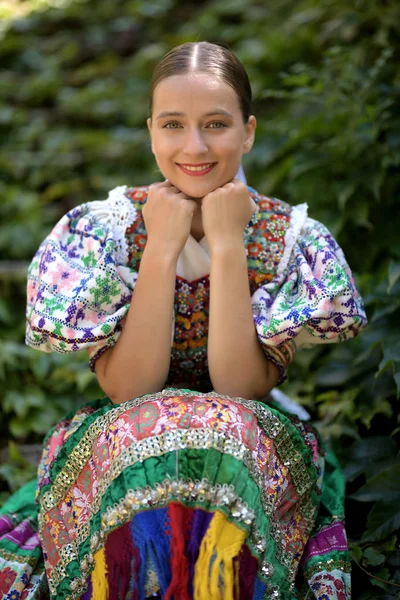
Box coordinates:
[183,128,208,154]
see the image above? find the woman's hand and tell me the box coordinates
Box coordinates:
[201,179,255,252]
[143,181,198,259]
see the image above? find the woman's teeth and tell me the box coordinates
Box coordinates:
[179,163,214,171]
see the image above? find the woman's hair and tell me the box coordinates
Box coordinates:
[149,42,252,123]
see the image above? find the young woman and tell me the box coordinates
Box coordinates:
[0,42,367,599]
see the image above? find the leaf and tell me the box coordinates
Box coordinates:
[363,546,385,567]
[388,261,400,294]
[371,300,400,323]
[371,567,391,590]
[377,342,400,379]
[343,437,396,481]
[351,464,400,502]
[362,501,400,542]
[75,369,96,392]
[350,542,362,562]
[337,183,356,211]
[8,441,29,467]
[358,396,392,430]
[386,551,400,568]
[3,391,29,418]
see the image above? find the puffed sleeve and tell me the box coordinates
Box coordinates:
[26,186,139,371]
[251,205,368,384]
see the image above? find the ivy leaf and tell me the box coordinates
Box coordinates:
[371,567,391,590]
[8,441,29,467]
[377,342,400,379]
[350,464,400,502]
[362,501,400,542]
[343,437,396,481]
[363,546,385,567]
[387,261,400,294]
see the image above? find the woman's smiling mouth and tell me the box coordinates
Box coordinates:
[177,163,217,176]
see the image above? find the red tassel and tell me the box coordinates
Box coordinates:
[164,502,192,600]
[237,545,258,599]
[105,522,133,599]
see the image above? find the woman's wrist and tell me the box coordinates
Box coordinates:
[142,239,180,267]
[208,235,247,260]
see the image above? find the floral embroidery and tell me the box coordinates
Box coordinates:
[308,569,350,600]
[0,567,17,595]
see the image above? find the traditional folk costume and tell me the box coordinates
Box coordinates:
[0,185,367,599]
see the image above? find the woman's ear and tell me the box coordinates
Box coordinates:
[243,115,256,154]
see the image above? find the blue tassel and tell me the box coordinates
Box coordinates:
[252,577,267,600]
[131,508,172,597]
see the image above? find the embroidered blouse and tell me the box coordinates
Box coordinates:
[25,185,367,391]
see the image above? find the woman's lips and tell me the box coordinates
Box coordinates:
[176,163,217,176]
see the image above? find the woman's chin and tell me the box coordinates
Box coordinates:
[168,181,215,199]
[172,178,231,199]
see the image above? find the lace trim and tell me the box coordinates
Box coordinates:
[277,203,308,277]
[88,186,137,265]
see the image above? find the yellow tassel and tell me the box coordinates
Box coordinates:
[92,546,108,599]
[194,510,246,600]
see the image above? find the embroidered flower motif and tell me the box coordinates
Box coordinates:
[0,567,17,595]
[128,403,160,438]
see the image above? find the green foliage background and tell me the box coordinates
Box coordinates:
[0,0,399,597]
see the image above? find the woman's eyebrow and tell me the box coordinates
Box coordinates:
[156,109,234,120]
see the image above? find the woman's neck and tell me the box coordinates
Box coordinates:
[190,202,205,242]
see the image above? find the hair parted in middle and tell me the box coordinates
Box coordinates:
[149,41,253,123]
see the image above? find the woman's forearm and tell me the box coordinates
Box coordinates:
[95,243,177,403]
[208,239,279,399]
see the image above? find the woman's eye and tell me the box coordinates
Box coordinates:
[207,122,226,129]
[163,122,181,129]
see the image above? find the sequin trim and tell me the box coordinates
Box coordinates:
[303,558,351,579]
[40,390,315,511]
[0,547,42,568]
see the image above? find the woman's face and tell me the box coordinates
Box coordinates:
[147,72,256,199]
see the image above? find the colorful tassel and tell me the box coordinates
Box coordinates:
[131,508,172,596]
[235,545,258,599]
[252,577,267,600]
[194,510,246,600]
[80,575,92,600]
[188,509,214,596]
[164,502,192,600]
[105,522,133,599]
[92,547,108,600]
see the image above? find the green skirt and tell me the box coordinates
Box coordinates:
[0,389,351,599]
